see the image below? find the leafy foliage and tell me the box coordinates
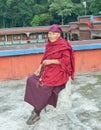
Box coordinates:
[49,0,73,25]
[0,0,100,27]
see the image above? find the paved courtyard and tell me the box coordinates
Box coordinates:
[0,72,101,130]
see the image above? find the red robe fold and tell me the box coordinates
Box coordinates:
[40,37,75,87]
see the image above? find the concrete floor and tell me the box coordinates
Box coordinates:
[0,72,101,130]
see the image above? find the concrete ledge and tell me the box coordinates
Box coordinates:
[0,43,101,56]
[74,43,101,51]
[0,48,45,56]
[0,43,101,80]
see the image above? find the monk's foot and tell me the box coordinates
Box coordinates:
[26,113,40,125]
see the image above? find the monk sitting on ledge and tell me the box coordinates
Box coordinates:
[24,24,75,125]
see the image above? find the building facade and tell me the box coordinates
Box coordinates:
[0,15,101,46]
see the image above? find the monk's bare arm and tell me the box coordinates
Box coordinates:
[34,59,60,75]
[42,59,60,65]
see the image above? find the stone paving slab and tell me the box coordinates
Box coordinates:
[0,72,101,130]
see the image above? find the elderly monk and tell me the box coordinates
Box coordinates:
[24,24,75,125]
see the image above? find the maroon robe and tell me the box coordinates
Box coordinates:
[40,37,75,86]
[24,37,75,111]
[24,74,65,111]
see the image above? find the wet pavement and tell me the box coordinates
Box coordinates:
[0,72,101,130]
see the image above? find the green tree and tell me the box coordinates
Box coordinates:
[49,0,73,25]
[6,0,35,27]
[31,13,52,26]
[31,0,50,26]
[0,0,101,28]
[72,1,84,17]
[0,0,8,27]
[86,0,101,15]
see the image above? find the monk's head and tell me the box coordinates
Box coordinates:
[48,24,62,42]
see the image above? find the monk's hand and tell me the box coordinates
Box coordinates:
[34,69,40,76]
[34,64,42,76]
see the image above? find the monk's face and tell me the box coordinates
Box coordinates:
[48,31,60,42]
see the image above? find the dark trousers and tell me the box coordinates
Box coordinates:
[24,74,65,112]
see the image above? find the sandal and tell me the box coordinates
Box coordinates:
[26,109,40,125]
